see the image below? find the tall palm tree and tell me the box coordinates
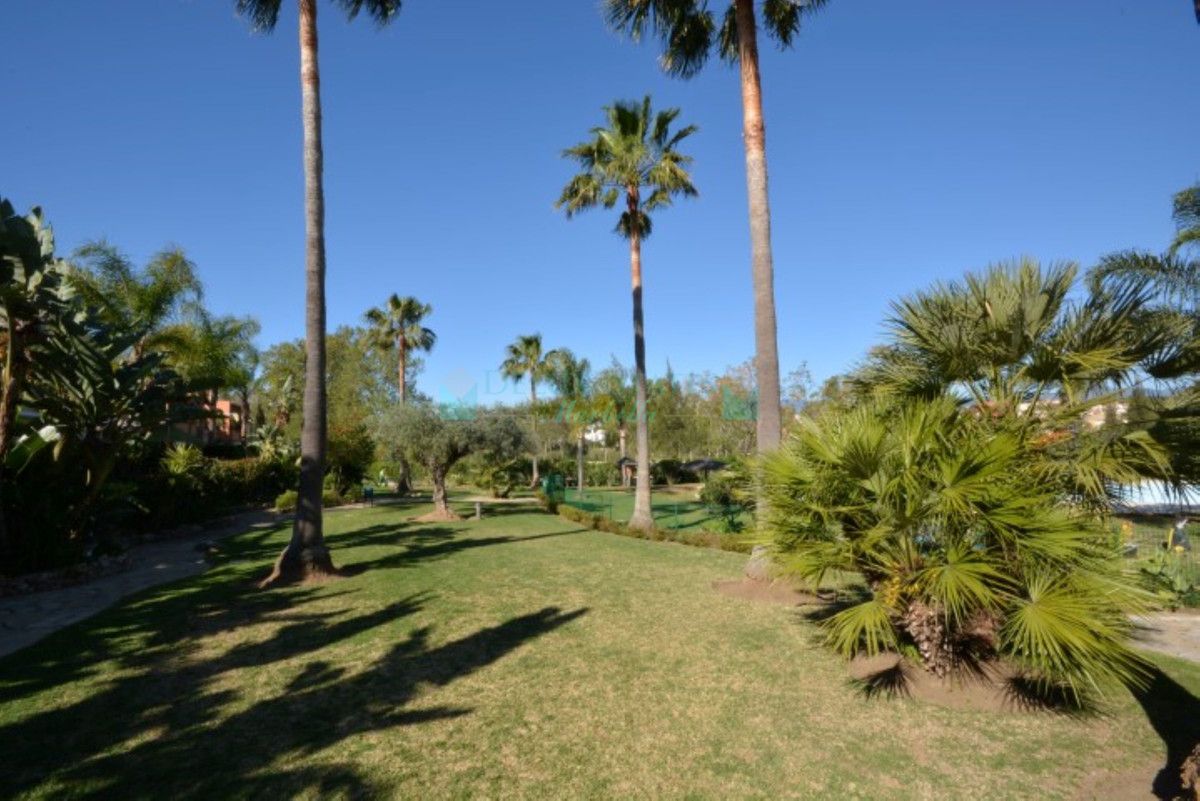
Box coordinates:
[556,96,698,530]
[234,0,404,583]
[364,294,433,493]
[605,0,829,454]
[548,349,592,493]
[500,333,555,487]
[593,359,635,486]
[363,294,435,404]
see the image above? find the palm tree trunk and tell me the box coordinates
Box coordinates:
[576,430,585,495]
[395,340,412,493]
[628,201,653,531]
[397,338,407,404]
[529,381,540,488]
[266,0,333,585]
[734,0,782,455]
[619,423,628,487]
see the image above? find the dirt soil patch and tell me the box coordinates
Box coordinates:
[711,578,825,606]
[413,509,464,523]
[847,653,1028,713]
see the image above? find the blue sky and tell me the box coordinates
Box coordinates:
[3,1,1198,404]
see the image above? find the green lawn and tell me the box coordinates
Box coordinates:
[563,484,750,533]
[1,497,1198,799]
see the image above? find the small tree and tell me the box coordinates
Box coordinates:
[375,404,527,519]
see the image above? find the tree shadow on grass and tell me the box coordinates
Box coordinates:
[1,585,587,799]
[338,528,585,575]
[1130,666,1200,800]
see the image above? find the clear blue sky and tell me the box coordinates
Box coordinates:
[3,1,1198,404]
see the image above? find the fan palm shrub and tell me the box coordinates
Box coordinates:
[763,395,1151,702]
[853,258,1169,513]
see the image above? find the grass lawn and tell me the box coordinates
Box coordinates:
[2,496,1198,799]
[564,484,749,533]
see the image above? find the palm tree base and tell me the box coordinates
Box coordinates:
[627,510,654,532]
[259,544,337,587]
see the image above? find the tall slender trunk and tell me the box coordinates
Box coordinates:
[267,0,333,584]
[627,191,653,531]
[576,429,585,494]
[529,380,540,487]
[619,423,628,487]
[735,0,782,455]
[395,337,412,493]
[397,336,407,404]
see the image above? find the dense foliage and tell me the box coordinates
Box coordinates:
[764,396,1150,701]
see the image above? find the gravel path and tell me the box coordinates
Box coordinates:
[0,510,285,659]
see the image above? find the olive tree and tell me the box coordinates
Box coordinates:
[375,403,527,519]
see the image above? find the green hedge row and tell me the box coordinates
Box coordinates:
[555,503,751,554]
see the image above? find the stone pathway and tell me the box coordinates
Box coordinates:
[0,510,286,660]
[1133,611,1200,664]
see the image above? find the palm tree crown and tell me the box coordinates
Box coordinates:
[501,333,558,486]
[500,333,553,388]
[235,0,401,31]
[364,294,435,403]
[604,0,828,77]
[556,96,697,239]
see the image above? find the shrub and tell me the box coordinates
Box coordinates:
[326,423,374,494]
[585,460,618,487]
[274,490,298,513]
[764,397,1151,702]
[651,459,698,485]
[556,502,750,554]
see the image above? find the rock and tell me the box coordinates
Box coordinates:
[744,545,774,582]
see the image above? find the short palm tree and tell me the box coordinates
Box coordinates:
[363,294,435,404]
[854,258,1168,511]
[763,396,1151,704]
[605,0,829,454]
[234,0,404,583]
[548,349,592,493]
[556,96,698,530]
[500,333,556,487]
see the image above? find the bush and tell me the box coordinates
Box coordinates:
[556,502,750,554]
[764,396,1150,701]
[274,489,298,513]
[326,423,374,494]
[650,459,698,485]
[585,460,618,487]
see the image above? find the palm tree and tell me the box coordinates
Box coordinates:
[854,258,1168,512]
[235,0,404,583]
[500,333,555,487]
[593,359,635,486]
[68,242,203,359]
[605,0,829,455]
[363,294,435,404]
[548,349,592,493]
[556,96,698,530]
[762,395,1151,704]
[1168,183,1200,257]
